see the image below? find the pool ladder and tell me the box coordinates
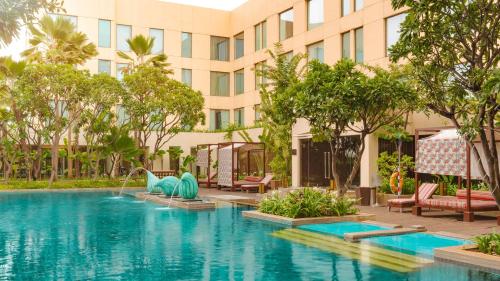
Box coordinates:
[271,228,433,273]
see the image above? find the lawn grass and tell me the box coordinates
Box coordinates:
[0,178,146,190]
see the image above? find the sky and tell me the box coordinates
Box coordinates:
[0,0,248,60]
[160,0,247,10]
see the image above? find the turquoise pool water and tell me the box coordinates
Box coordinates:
[0,191,498,281]
[298,222,389,237]
[362,232,473,258]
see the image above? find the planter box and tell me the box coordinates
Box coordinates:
[270,180,282,190]
[435,245,500,274]
[376,193,412,206]
[241,210,376,227]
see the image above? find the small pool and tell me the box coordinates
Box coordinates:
[362,232,473,257]
[298,221,389,238]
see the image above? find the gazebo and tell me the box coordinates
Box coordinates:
[413,127,499,222]
[217,142,266,191]
[195,144,218,188]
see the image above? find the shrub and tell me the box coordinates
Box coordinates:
[258,187,358,218]
[0,178,145,190]
[379,178,415,195]
[377,152,414,180]
[474,233,500,256]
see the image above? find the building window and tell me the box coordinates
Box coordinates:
[210,72,229,96]
[49,14,77,27]
[355,0,364,11]
[341,32,350,59]
[210,109,229,130]
[98,19,111,48]
[255,21,267,51]
[116,63,128,81]
[116,24,131,52]
[234,69,244,95]
[355,27,363,62]
[181,32,192,58]
[307,0,323,30]
[341,0,350,17]
[234,108,245,127]
[149,28,164,54]
[234,32,244,59]
[254,104,261,123]
[98,59,111,75]
[386,13,407,55]
[254,61,266,90]
[307,41,324,63]
[210,36,229,61]
[168,146,181,171]
[182,69,192,87]
[279,9,294,41]
[116,104,129,125]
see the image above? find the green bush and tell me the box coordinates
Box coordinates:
[377,152,414,180]
[379,178,415,195]
[258,187,359,218]
[474,233,500,255]
[0,178,145,190]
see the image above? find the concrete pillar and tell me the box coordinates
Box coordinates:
[291,134,301,187]
[360,134,379,187]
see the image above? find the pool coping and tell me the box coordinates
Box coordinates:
[435,245,500,274]
[135,192,216,210]
[0,187,142,193]
[241,210,376,226]
[344,227,427,242]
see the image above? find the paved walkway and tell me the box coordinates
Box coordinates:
[198,188,500,238]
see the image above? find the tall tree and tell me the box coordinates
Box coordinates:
[22,15,97,65]
[296,60,416,195]
[14,64,90,184]
[390,0,500,205]
[117,34,171,73]
[122,65,205,169]
[256,43,306,185]
[0,0,63,45]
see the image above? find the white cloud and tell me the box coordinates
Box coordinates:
[160,0,247,11]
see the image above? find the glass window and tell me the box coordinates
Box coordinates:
[98,59,111,74]
[355,27,363,62]
[279,9,294,41]
[234,69,244,95]
[342,32,350,59]
[234,108,245,127]
[116,24,131,52]
[210,109,230,130]
[210,36,229,61]
[116,63,128,81]
[181,32,192,58]
[255,21,267,51]
[254,104,261,123]
[307,0,324,30]
[254,61,266,90]
[116,104,129,125]
[98,19,111,48]
[386,13,407,55]
[182,69,192,87]
[168,146,181,171]
[355,0,364,11]
[282,51,293,62]
[149,28,164,54]
[307,41,324,63]
[342,0,350,16]
[210,72,229,96]
[49,14,77,27]
[234,32,244,59]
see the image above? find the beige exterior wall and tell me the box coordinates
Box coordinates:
[54,0,452,183]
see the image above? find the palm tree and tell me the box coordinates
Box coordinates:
[117,34,172,74]
[21,15,97,65]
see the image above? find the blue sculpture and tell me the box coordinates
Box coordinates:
[178,173,198,199]
[146,171,163,194]
[146,171,198,199]
[156,176,180,196]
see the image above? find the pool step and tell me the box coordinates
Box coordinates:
[271,228,433,273]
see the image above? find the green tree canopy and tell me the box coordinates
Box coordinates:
[390,0,500,205]
[117,34,171,74]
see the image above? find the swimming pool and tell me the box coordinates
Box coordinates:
[298,222,389,238]
[0,191,498,280]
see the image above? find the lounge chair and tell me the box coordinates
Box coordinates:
[241,174,274,193]
[387,183,438,212]
[228,176,263,192]
[419,190,499,212]
[198,173,218,188]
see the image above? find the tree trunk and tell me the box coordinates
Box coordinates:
[67,128,73,178]
[329,140,345,196]
[49,135,61,185]
[345,133,367,190]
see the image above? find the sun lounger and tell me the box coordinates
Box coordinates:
[241,174,274,193]
[198,173,218,188]
[388,183,438,212]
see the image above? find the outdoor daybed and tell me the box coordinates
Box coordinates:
[387,183,438,212]
[419,190,499,212]
[198,173,218,188]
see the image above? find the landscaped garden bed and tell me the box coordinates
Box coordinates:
[242,187,375,226]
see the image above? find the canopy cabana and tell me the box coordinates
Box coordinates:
[196,144,218,188]
[217,142,266,191]
[414,127,500,222]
